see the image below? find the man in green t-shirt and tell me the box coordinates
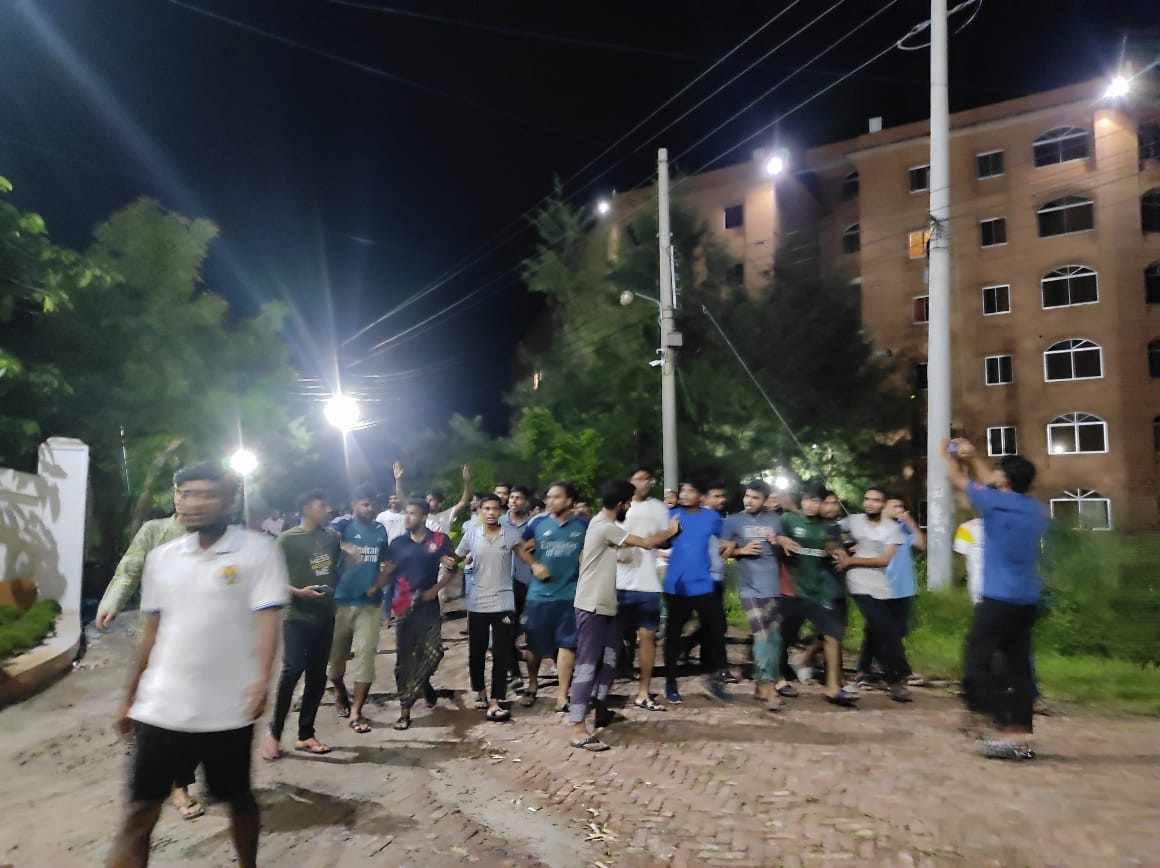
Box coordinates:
[262,489,345,760]
[775,482,858,707]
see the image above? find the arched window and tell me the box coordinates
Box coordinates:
[1041,265,1098,308]
[1044,339,1103,381]
[1047,412,1108,455]
[1150,339,1160,378]
[842,223,860,254]
[1147,262,1160,304]
[1037,196,1094,237]
[841,170,859,200]
[1033,126,1090,167]
[1143,189,1160,233]
[1050,489,1112,531]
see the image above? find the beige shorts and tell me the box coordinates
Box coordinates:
[327,604,380,684]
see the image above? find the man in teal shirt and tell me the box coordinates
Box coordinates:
[328,483,390,734]
[517,482,587,711]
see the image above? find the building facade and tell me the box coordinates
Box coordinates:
[661,78,1160,530]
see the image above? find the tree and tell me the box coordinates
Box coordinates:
[514,191,908,499]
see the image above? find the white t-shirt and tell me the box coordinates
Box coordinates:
[954,518,985,604]
[131,527,289,732]
[576,512,630,616]
[374,509,407,543]
[616,498,670,593]
[839,514,904,599]
[426,506,460,535]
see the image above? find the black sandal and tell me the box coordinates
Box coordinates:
[485,707,511,722]
[393,716,411,730]
[519,690,537,707]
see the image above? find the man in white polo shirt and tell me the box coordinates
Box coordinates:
[107,461,288,868]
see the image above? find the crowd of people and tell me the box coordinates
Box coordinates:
[96,438,1047,867]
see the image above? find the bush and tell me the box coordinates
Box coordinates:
[0,599,62,662]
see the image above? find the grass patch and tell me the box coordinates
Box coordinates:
[0,599,62,662]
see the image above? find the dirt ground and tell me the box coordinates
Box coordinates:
[1,610,1158,867]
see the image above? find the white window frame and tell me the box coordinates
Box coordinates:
[1033,126,1090,168]
[1043,339,1104,383]
[977,149,1004,179]
[912,294,929,324]
[981,283,1012,316]
[1041,265,1099,309]
[984,354,1014,386]
[908,164,930,193]
[1046,412,1108,455]
[1050,489,1112,531]
[986,426,1018,457]
[1037,196,1095,238]
[979,216,1008,248]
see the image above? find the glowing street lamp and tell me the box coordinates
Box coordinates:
[596,198,612,216]
[765,154,786,177]
[229,448,258,476]
[324,393,360,432]
[1104,75,1130,99]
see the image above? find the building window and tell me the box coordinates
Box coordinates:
[977,150,1004,179]
[841,170,859,200]
[842,223,860,254]
[1143,189,1160,233]
[1037,196,1094,237]
[907,227,931,259]
[1147,263,1160,304]
[1050,489,1112,531]
[1041,265,1098,308]
[979,217,1007,247]
[987,426,1018,457]
[723,204,744,229]
[981,284,1011,316]
[908,165,930,193]
[1150,339,1160,378]
[912,295,929,324]
[1047,412,1107,455]
[1141,123,1160,163]
[1154,415,1160,452]
[913,362,928,392]
[1033,126,1090,167]
[1044,338,1103,382]
[984,354,1013,386]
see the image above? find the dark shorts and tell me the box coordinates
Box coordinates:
[617,590,662,632]
[781,596,845,642]
[523,598,578,656]
[130,721,253,804]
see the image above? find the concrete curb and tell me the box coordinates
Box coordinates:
[0,613,80,708]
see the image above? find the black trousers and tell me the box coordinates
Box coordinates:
[468,610,515,700]
[509,581,529,681]
[857,596,913,676]
[270,618,334,742]
[850,595,911,686]
[664,591,727,679]
[962,598,1038,731]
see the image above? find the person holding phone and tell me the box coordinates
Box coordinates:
[262,489,343,760]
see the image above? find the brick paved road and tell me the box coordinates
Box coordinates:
[1,610,1157,867]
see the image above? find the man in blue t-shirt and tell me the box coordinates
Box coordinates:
[328,483,390,733]
[662,480,731,705]
[516,482,587,711]
[945,438,1047,761]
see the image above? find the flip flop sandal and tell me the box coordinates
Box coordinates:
[295,740,332,754]
[473,695,489,710]
[177,801,205,820]
[554,704,570,714]
[335,705,352,719]
[777,684,799,698]
[350,717,372,733]
[260,749,283,762]
[570,736,610,752]
[633,697,666,711]
[519,691,538,708]
[485,707,511,722]
[825,689,859,708]
[393,717,411,731]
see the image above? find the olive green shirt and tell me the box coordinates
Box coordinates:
[96,516,189,620]
[276,526,341,622]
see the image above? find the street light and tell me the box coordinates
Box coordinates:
[764,154,786,176]
[596,199,612,216]
[324,393,360,431]
[229,448,258,476]
[618,289,660,308]
[1104,75,1130,99]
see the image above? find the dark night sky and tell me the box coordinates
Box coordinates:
[1,0,1155,442]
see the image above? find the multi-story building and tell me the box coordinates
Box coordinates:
[648,77,1160,530]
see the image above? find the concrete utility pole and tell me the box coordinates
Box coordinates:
[657,147,681,494]
[925,0,953,590]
